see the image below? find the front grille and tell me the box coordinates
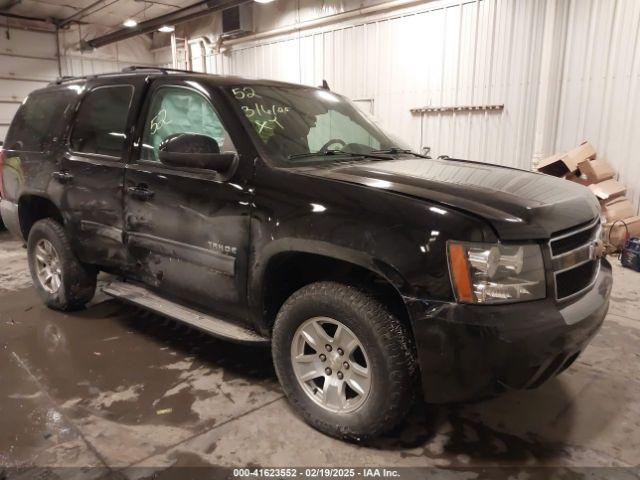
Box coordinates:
[556,260,598,299]
[550,221,600,256]
[549,218,601,301]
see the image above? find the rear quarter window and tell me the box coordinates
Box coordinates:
[70,85,134,158]
[5,89,75,152]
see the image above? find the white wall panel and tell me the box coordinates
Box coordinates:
[203,0,546,171]
[0,26,57,142]
[555,0,640,213]
[183,0,640,211]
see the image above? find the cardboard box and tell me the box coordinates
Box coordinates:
[536,141,596,177]
[589,179,627,201]
[565,171,592,186]
[605,216,640,250]
[537,153,580,177]
[603,197,636,223]
[578,158,615,183]
[566,141,597,166]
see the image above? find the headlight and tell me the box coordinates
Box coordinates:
[447,241,546,304]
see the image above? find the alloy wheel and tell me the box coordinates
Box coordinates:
[291,316,371,413]
[34,239,62,294]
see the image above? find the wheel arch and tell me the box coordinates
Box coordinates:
[255,242,413,339]
[18,194,65,240]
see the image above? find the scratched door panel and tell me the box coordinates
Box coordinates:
[125,164,252,323]
[124,79,254,325]
[62,78,148,269]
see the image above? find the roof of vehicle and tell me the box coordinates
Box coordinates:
[47,66,322,91]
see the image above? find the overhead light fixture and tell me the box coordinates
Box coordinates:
[254,0,275,3]
[123,18,138,28]
[158,25,175,33]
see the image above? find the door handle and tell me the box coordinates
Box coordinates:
[127,185,155,201]
[52,171,74,184]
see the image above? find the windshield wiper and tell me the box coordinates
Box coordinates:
[288,149,392,161]
[372,147,429,158]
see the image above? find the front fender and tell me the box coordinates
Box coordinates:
[246,164,492,327]
[254,237,409,292]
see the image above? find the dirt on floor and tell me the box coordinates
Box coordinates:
[0,230,31,293]
[0,231,639,479]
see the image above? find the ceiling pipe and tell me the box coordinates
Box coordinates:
[57,0,111,28]
[224,0,431,47]
[0,16,56,33]
[0,11,51,23]
[82,0,247,50]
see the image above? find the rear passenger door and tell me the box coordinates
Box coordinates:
[61,79,146,268]
[124,78,253,324]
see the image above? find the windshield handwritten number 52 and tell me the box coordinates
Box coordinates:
[232,87,256,99]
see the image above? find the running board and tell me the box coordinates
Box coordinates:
[102,281,269,345]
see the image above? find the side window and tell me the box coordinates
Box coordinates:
[5,90,74,152]
[140,86,236,162]
[70,85,133,157]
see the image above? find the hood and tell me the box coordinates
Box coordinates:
[300,157,600,240]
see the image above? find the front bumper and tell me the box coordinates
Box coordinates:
[406,258,613,403]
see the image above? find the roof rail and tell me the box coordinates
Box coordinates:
[47,66,199,86]
[49,75,92,86]
[121,65,198,74]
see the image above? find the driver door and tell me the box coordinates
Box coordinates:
[124,78,253,324]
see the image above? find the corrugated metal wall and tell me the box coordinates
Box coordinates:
[4,0,638,210]
[199,0,548,171]
[181,0,640,212]
[554,0,640,213]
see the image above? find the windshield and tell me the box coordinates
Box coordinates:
[226,85,409,166]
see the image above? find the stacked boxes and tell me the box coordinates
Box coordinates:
[536,141,639,252]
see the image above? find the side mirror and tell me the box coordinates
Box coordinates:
[158,133,235,172]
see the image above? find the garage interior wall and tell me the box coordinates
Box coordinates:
[157,0,640,212]
[2,0,639,211]
[0,23,154,141]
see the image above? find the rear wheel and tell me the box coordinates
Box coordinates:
[27,219,97,310]
[272,281,417,441]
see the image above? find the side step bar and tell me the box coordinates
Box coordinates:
[102,281,269,345]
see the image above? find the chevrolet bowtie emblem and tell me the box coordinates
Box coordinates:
[592,239,607,259]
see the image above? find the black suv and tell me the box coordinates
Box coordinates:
[0,67,612,441]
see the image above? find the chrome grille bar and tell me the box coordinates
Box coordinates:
[549,218,602,301]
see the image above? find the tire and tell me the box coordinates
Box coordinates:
[27,218,97,311]
[272,281,417,441]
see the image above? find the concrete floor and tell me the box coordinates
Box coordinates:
[1,229,640,478]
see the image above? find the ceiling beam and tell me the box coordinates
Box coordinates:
[0,11,52,24]
[83,0,246,50]
[57,0,113,28]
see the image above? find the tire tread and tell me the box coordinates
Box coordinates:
[272,281,417,442]
[27,218,96,310]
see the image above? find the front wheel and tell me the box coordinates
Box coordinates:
[27,219,97,311]
[272,281,417,441]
